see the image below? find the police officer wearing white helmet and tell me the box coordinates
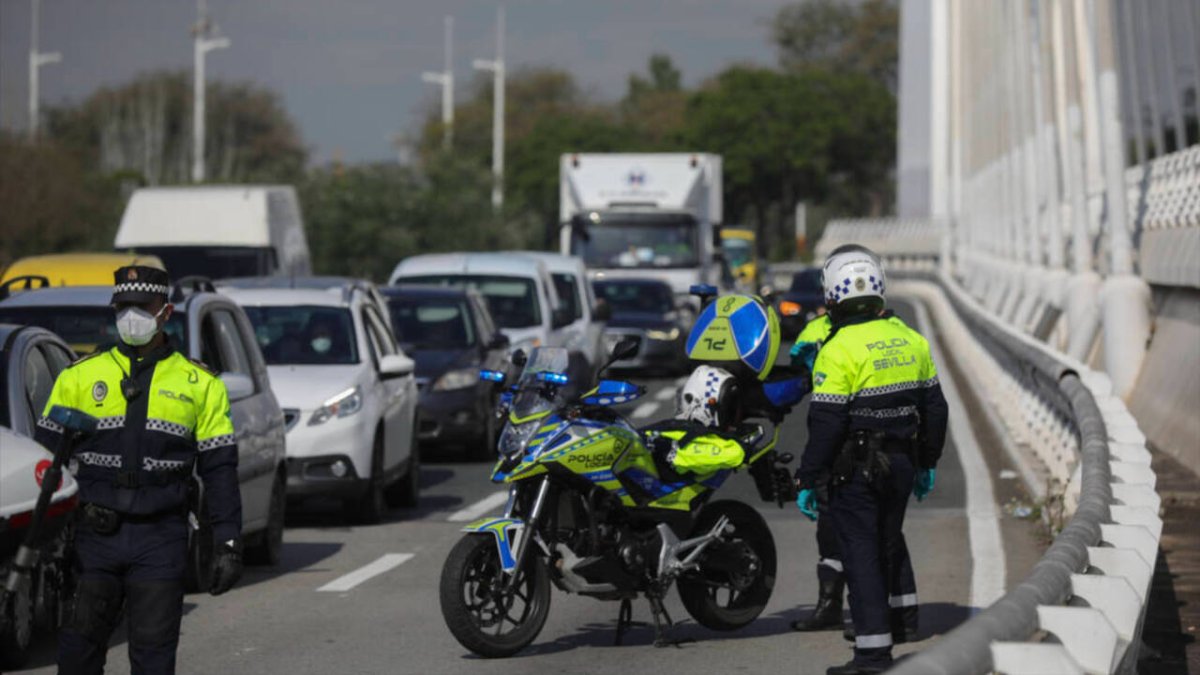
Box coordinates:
[794,248,948,674]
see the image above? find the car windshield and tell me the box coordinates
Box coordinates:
[511,347,570,420]
[0,306,187,355]
[399,275,541,329]
[132,246,274,280]
[387,297,476,349]
[594,281,674,315]
[241,306,358,365]
[790,269,824,293]
[571,214,699,269]
[551,273,581,320]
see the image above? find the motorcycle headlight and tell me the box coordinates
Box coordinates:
[645,327,680,341]
[498,421,539,458]
[433,367,478,391]
[308,386,363,426]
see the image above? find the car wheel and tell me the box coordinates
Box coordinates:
[183,511,214,593]
[386,425,420,508]
[346,431,386,525]
[0,571,34,669]
[246,471,286,566]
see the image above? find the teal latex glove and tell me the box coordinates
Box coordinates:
[796,488,818,521]
[914,468,936,501]
[790,342,819,372]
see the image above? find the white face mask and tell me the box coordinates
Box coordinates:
[311,337,332,353]
[116,306,165,346]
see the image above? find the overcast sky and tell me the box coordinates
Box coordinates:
[0,0,789,163]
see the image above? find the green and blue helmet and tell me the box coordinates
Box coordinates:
[684,294,781,381]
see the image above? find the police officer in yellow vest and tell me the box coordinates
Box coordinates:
[794,249,948,674]
[790,245,921,639]
[34,266,242,674]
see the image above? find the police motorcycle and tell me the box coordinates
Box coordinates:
[438,287,805,658]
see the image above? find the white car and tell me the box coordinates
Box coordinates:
[389,253,569,357]
[221,285,419,524]
[514,251,607,378]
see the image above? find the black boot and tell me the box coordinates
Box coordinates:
[792,578,844,631]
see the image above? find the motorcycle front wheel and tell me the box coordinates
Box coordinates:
[677,500,777,631]
[439,534,551,658]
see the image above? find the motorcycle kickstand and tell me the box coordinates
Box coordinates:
[648,593,693,648]
[614,596,652,646]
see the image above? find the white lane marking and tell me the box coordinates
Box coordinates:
[317,553,414,592]
[655,387,676,402]
[910,297,1006,612]
[631,401,659,419]
[447,491,509,522]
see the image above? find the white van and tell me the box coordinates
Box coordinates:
[514,251,606,376]
[114,186,312,279]
[389,253,566,355]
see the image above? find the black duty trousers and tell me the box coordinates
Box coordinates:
[829,452,917,667]
[58,512,188,675]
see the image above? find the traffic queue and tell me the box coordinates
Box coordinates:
[0,185,703,668]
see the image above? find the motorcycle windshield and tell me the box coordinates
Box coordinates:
[510,347,570,420]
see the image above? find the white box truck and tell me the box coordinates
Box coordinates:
[559,153,724,308]
[114,185,312,280]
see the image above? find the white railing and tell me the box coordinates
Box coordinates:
[1126,145,1200,287]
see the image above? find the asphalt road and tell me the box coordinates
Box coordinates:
[12,300,1012,675]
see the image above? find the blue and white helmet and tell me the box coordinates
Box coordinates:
[822,248,885,306]
[676,365,739,428]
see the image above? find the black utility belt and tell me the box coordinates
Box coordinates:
[81,466,193,489]
[78,503,182,535]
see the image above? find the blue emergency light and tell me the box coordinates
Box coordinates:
[536,371,570,385]
[479,370,506,383]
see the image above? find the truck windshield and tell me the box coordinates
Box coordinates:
[129,246,275,280]
[571,214,699,269]
[0,306,188,356]
[398,275,542,329]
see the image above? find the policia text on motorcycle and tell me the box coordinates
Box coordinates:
[793,250,949,675]
[34,265,243,674]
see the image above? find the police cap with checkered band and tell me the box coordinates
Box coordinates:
[111,265,170,304]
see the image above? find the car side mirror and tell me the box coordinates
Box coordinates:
[592,299,611,322]
[487,333,510,350]
[379,354,414,378]
[220,373,256,402]
[552,307,573,329]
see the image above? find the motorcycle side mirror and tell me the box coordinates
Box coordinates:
[511,349,527,368]
[610,338,639,361]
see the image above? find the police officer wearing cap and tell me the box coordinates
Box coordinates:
[793,249,948,674]
[34,265,243,674]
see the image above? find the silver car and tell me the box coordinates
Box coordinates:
[0,284,289,585]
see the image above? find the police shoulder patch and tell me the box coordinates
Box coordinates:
[185,356,218,378]
[814,372,827,386]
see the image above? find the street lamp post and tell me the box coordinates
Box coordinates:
[474,7,506,213]
[422,16,454,151]
[192,0,230,183]
[28,0,62,140]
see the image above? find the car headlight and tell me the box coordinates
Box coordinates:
[498,421,539,458]
[645,327,680,341]
[432,367,479,392]
[308,386,363,426]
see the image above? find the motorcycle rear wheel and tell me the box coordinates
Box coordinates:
[439,534,551,658]
[677,500,776,631]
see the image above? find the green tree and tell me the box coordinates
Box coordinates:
[46,71,307,185]
[619,54,688,150]
[772,0,899,93]
[0,133,126,270]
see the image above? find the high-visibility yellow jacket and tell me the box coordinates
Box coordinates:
[34,342,242,542]
[796,314,949,489]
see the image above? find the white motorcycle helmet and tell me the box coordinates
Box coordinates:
[676,365,740,429]
[822,247,886,309]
